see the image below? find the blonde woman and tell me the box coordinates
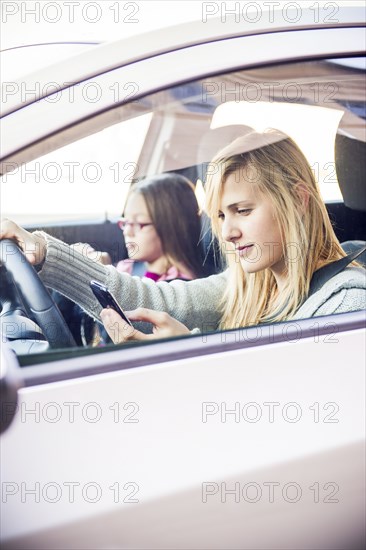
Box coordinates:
[202,129,364,329]
[1,131,365,343]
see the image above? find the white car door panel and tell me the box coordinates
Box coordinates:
[1,319,365,547]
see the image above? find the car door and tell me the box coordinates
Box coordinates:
[1,13,365,550]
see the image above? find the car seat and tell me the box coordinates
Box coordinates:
[335,133,366,265]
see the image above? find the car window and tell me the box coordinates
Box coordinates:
[1,112,152,224]
[1,55,365,361]
[3,57,365,225]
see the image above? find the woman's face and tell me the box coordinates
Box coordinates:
[123,192,164,263]
[218,169,286,280]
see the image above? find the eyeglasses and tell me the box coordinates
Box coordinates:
[117,218,154,233]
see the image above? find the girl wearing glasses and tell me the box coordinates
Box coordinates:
[1,130,365,342]
[116,174,205,282]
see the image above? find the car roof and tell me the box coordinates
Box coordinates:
[1,5,364,116]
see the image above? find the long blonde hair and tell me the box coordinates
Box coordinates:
[205,129,347,329]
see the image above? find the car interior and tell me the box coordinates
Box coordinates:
[1,56,365,359]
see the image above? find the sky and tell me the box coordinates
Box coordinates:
[1,1,210,48]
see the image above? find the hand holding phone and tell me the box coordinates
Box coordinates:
[90,280,132,326]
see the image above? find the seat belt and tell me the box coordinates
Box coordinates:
[307,244,366,299]
[265,245,365,323]
[131,261,146,277]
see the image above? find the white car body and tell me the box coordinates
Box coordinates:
[1,5,365,549]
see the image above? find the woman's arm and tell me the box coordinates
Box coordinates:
[36,232,227,332]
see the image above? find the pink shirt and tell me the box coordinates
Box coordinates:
[116,259,195,282]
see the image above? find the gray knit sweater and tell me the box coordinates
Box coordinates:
[36,233,366,332]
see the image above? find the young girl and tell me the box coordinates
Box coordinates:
[116,173,205,281]
[56,173,205,344]
[1,130,365,343]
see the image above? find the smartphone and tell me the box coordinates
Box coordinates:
[90,280,132,326]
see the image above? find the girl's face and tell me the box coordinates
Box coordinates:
[123,193,164,263]
[218,169,286,281]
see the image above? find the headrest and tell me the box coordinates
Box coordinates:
[197,125,254,165]
[335,134,366,212]
[197,125,254,183]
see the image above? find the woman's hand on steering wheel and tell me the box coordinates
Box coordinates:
[0,219,46,265]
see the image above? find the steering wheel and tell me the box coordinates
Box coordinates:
[0,239,76,348]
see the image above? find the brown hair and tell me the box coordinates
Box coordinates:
[128,174,205,277]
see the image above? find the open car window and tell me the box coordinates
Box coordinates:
[3,57,365,221]
[1,111,152,224]
[1,55,365,363]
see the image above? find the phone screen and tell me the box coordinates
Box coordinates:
[90,280,132,326]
